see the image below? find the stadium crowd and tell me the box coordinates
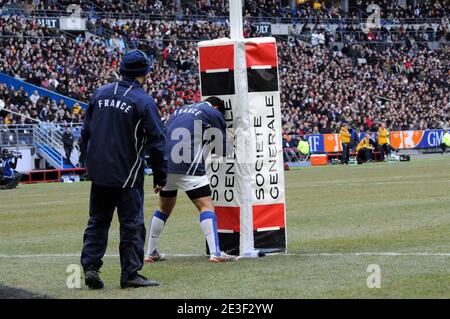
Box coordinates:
[348,0,449,20]
[279,40,449,135]
[35,0,180,15]
[7,0,449,21]
[0,16,238,123]
[0,12,449,134]
[244,0,450,20]
[0,84,84,126]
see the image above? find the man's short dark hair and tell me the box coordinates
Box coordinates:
[205,96,225,115]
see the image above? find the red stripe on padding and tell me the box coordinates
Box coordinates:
[215,206,240,232]
[199,45,234,72]
[246,42,277,68]
[253,203,285,229]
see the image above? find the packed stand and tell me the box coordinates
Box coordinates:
[0,84,84,125]
[294,22,450,46]
[2,0,178,15]
[2,0,449,21]
[0,15,448,134]
[0,16,244,123]
[279,40,449,136]
[349,0,449,20]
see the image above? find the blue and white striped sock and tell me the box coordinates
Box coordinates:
[200,211,221,257]
[146,210,169,256]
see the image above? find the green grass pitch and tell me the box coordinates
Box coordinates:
[0,157,449,298]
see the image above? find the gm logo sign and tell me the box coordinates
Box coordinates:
[307,135,320,153]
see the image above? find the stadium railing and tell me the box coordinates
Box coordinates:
[0,123,83,149]
[0,123,81,169]
[0,124,35,149]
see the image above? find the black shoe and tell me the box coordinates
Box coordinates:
[84,269,104,290]
[121,274,159,289]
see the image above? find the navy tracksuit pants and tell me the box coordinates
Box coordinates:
[81,183,146,282]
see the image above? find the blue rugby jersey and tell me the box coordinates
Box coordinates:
[165,102,227,176]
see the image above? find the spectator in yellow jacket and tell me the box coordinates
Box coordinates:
[313,1,322,10]
[377,123,390,160]
[72,103,82,115]
[340,123,351,164]
[356,133,374,164]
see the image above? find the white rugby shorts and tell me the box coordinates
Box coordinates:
[162,174,210,192]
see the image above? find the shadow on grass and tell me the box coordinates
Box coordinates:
[0,284,53,299]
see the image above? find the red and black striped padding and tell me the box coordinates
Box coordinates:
[214,204,286,255]
[199,44,235,96]
[246,42,279,92]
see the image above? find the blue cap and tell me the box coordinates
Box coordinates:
[119,50,151,77]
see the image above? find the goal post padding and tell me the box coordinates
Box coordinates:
[198,37,287,256]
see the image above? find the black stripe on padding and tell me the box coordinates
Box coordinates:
[200,71,235,96]
[254,228,286,251]
[205,232,240,256]
[247,67,278,92]
[207,228,286,256]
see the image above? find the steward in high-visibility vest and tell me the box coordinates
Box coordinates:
[377,123,390,160]
[441,131,450,153]
[297,139,310,155]
[340,123,351,164]
[356,134,374,164]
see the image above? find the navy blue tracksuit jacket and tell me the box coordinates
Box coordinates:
[165,102,227,176]
[81,78,167,188]
[80,78,167,281]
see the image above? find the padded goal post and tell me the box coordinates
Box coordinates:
[198,37,287,256]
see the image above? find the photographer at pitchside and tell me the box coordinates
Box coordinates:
[0,148,22,189]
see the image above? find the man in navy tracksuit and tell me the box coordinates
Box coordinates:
[144,97,239,263]
[80,50,167,289]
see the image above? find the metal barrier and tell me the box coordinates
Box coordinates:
[33,123,65,168]
[0,123,82,169]
[0,124,35,149]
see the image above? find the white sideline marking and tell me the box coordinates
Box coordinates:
[0,252,449,258]
[0,253,201,258]
[303,180,450,188]
[205,68,229,73]
[308,178,450,185]
[285,252,450,257]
